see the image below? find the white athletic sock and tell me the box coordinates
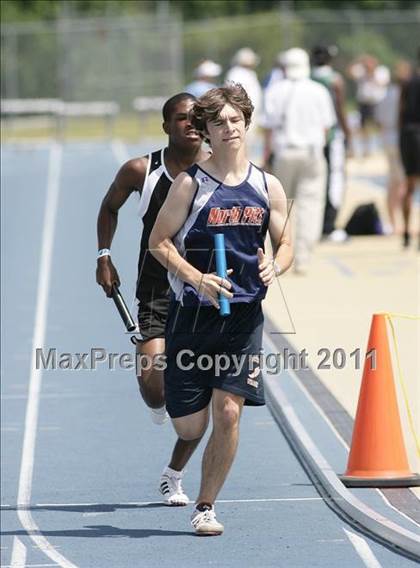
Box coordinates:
[163,466,183,479]
[152,405,166,414]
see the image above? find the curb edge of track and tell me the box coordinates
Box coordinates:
[263,333,420,563]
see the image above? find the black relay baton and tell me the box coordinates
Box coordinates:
[111,284,137,332]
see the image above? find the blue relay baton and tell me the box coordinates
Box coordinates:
[214,233,231,317]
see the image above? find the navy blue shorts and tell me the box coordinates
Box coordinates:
[164,300,265,418]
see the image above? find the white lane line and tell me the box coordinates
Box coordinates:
[1,140,54,151]
[4,564,58,567]
[34,497,322,508]
[2,395,84,400]
[10,537,26,568]
[375,490,420,531]
[344,529,384,568]
[15,143,77,568]
[218,497,321,503]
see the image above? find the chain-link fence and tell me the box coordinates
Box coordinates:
[1,14,183,109]
[1,8,419,108]
[184,9,420,92]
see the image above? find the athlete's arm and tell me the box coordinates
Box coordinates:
[333,76,351,146]
[257,174,293,285]
[399,81,408,131]
[96,157,147,296]
[149,172,233,309]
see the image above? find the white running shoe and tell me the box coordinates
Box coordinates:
[159,468,189,506]
[150,405,169,425]
[327,229,349,243]
[191,505,224,536]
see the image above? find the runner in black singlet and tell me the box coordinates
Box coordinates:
[96,93,210,505]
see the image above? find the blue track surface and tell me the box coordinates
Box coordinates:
[1,142,418,567]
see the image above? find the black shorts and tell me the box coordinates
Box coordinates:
[164,300,265,419]
[137,288,170,342]
[358,103,376,128]
[400,125,420,176]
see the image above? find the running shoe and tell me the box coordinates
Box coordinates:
[159,469,189,506]
[191,505,224,536]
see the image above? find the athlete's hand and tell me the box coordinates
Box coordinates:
[195,269,234,309]
[96,256,121,297]
[257,248,275,286]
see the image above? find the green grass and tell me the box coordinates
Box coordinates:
[1,113,164,142]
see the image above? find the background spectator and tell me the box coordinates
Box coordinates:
[263,51,286,90]
[399,48,420,249]
[185,60,222,98]
[347,54,390,156]
[225,47,262,147]
[262,47,336,274]
[375,60,412,234]
[311,44,351,242]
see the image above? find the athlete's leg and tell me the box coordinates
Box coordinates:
[136,337,205,470]
[322,142,334,235]
[136,338,165,408]
[196,389,244,505]
[326,132,346,235]
[172,406,210,441]
[159,415,206,506]
[385,146,404,232]
[157,405,208,506]
[167,410,208,475]
[402,175,417,247]
[294,151,327,271]
[387,177,403,232]
[169,406,209,471]
[168,438,202,471]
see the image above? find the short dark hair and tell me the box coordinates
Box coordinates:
[190,84,254,143]
[311,44,338,67]
[162,93,196,122]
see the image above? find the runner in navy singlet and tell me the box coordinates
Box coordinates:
[150,84,294,535]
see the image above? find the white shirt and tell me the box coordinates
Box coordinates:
[262,78,336,154]
[263,68,285,91]
[225,66,262,117]
[351,63,390,105]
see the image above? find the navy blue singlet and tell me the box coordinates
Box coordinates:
[169,162,270,306]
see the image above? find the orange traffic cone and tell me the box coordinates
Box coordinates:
[340,313,420,487]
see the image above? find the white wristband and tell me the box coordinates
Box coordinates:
[97,248,111,259]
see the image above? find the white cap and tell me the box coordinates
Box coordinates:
[194,60,222,78]
[232,47,260,67]
[282,48,310,80]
